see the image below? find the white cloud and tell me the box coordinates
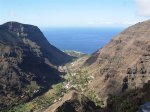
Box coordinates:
[9,11,16,17]
[135,0,150,16]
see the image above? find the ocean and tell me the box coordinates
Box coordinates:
[41,27,125,54]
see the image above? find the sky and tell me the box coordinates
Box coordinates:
[0,0,150,27]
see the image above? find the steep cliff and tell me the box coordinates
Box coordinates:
[84,20,150,102]
[0,22,72,110]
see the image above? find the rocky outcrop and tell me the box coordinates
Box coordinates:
[44,91,100,112]
[84,20,150,103]
[0,22,73,110]
[102,81,150,112]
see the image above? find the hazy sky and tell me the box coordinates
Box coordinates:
[0,0,150,27]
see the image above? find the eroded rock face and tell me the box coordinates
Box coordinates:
[0,22,72,65]
[0,22,72,110]
[102,81,150,112]
[44,91,100,112]
[84,20,150,103]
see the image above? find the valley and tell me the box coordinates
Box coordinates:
[1,0,150,112]
[7,55,103,112]
[0,20,150,112]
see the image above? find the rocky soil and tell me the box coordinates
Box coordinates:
[44,90,101,112]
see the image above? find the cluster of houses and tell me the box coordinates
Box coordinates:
[62,71,95,91]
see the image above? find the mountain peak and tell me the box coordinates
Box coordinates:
[0,22,73,110]
[0,22,38,37]
[2,21,37,28]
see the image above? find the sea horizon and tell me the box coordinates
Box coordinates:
[42,27,125,54]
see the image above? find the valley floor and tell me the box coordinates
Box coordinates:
[7,56,102,112]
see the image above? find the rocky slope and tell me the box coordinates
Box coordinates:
[42,81,150,112]
[84,20,150,103]
[103,81,150,112]
[44,90,100,112]
[0,22,72,110]
[44,20,150,112]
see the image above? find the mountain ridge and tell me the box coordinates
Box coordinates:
[0,21,73,65]
[83,19,150,103]
[0,21,73,110]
